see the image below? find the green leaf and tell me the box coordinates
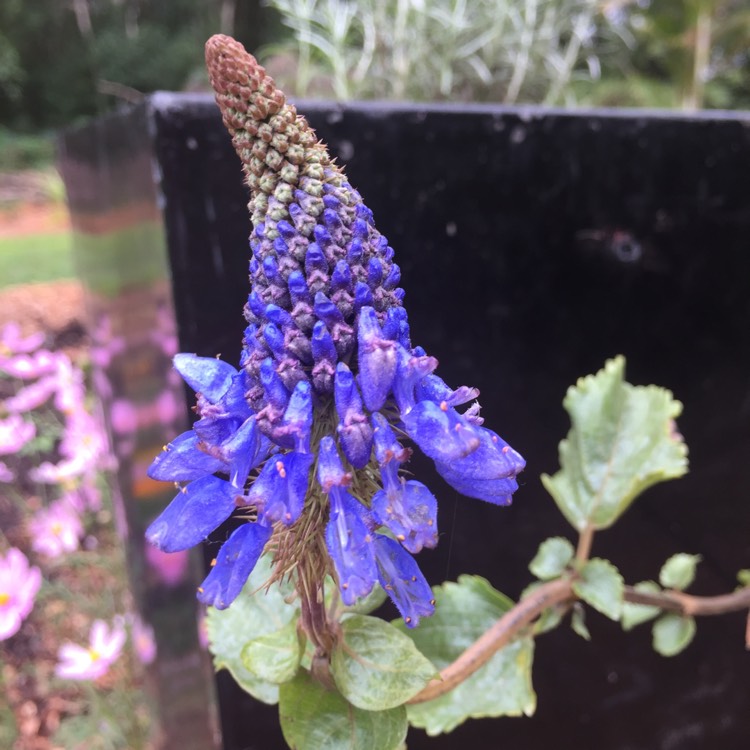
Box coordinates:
[541,356,688,531]
[572,558,623,621]
[279,671,407,750]
[325,577,388,617]
[659,554,701,591]
[652,614,696,657]
[737,569,750,587]
[622,581,662,631]
[396,575,536,736]
[529,537,575,580]
[331,614,437,710]
[206,554,298,704]
[570,603,591,640]
[242,620,302,684]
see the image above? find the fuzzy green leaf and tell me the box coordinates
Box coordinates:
[737,570,750,587]
[331,615,437,710]
[396,575,535,736]
[206,554,297,704]
[659,554,701,591]
[279,671,407,750]
[541,356,688,531]
[241,620,301,684]
[652,614,697,657]
[570,603,591,640]
[622,581,662,631]
[572,558,624,621]
[529,537,575,580]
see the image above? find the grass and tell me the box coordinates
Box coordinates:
[0,231,75,288]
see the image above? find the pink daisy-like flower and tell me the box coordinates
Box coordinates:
[0,322,45,355]
[0,414,36,456]
[29,500,83,558]
[55,619,126,680]
[0,548,42,640]
[131,615,157,665]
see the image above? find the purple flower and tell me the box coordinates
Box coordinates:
[144,36,526,628]
[0,548,42,640]
[130,614,157,665]
[55,619,126,680]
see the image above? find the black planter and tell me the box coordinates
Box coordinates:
[59,95,750,750]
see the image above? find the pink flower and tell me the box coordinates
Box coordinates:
[0,322,45,355]
[0,414,36,456]
[2,375,58,412]
[55,619,126,680]
[0,461,14,482]
[0,349,58,379]
[29,500,83,558]
[0,548,42,640]
[131,615,157,665]
[145,544,189,587]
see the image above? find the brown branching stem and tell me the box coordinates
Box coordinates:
[408,578,750,705]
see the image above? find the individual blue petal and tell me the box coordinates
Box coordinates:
[147,431,225,482]
[305,243,328,275]
[218,416,270,489]
[367,257,383,288]
[334,363,373,469]
[372,534,435,628]
[317,436,349,490]
[357,306,398,411]
[392,347,437,414]
[173,353,236,402]
[434,428,525,505]
[247,290,266,319]
[263,322,286,359]
[383,263,401,290]
[381,306,410,348]
[260,357,290,410]
[288,270,312,305]
[197,522,273,609]
[145,475,237,553]
[314,291,345,328]
[311,320,337,363]
[249,452,313,526]
[264,304,295,330]
[325,489,377,606]
[276,219,296,241]
[416,373,479,407]
[371,480,438,554]
[276,381,313,453]
[353,281,373,312]
[331,260,352,292]
[402,400,481,462]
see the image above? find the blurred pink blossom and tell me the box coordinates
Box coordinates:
[0,414,36,455]
[131,615,157,665]
[29,500,83,558]
[145,544,189,587]
[0,461,14,482]
[55,619,126,680]
[0,322,45,355]
[0,548,42,640]
[0,349,58,379]
[110,399,139,434]
[2,375,58,412]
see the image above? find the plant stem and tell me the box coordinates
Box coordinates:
[575,523,594,563]
[408,577,574,704]
[408,579,750,704]
[623,584,750,617]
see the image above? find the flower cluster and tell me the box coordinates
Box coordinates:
[145,35,525,628]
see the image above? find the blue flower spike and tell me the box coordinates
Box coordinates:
[144,35,525,641]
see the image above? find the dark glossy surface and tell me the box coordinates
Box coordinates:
[64,95,750,750]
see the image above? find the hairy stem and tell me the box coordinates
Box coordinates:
[623,584,750,617]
